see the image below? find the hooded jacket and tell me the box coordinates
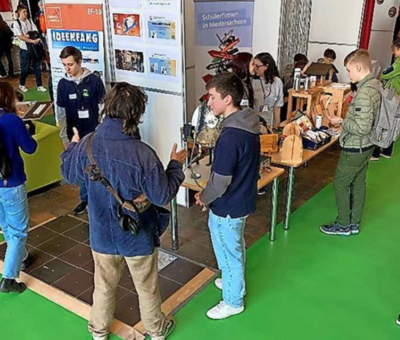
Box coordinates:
[340,73,381,150]
[381,57,400,95]
[200,108,260,218]
[56,68,106,144]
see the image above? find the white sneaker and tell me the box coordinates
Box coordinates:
[19,85,29,93]
[215,278,222,290]
[206,301,244,320]
[37,86,47,92]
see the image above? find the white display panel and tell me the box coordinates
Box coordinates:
[110,0,183,93]
[369,31,394,70]
[371,0,399,31]
[309,0,365,45]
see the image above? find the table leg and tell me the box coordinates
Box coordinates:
[284,167,295,230]
[171,197,179,250]
[269,177,279,242]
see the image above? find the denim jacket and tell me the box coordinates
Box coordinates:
[61,118,184,256]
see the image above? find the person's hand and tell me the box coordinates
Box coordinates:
[71,127,80,144]
[195,192,205,207]
[329,116,343,126]
[33,38,40,45]
[170,143,188,164]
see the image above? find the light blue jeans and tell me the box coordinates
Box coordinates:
[208,210,247,308]
[0,184,29,279]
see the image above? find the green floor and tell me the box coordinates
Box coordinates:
[1,149,400,339]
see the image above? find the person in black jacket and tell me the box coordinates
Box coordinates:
[0,14,14,78]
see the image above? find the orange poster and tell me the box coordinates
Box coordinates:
[113,13,141,37]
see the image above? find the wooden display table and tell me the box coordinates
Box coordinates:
[322,84,352,118]
[271,136,339,231]
[286,87,323,122]
[170,158,285,249]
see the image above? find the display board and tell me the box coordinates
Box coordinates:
[44,3,106,105]
[194,0,255,100]
[109,0,184,94]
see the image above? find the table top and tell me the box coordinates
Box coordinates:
[270,136,339,168]
[182,158,285,192]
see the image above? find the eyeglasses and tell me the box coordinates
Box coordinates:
[254,64,264,70]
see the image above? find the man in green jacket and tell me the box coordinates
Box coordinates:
[321,49,381,236]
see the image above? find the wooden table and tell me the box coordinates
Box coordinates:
[270,136,339,231]
[170,158,285,249]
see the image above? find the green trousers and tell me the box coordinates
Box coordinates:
[333,148,374,226]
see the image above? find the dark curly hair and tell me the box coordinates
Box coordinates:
[102,82,148,137]
[254,52,280,85]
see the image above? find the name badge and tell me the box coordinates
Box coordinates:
[241,99,249,107]
[78,110,89,119]
[69,93,77,100]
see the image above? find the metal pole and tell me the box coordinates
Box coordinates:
[171,197,179,250]
[269,177,279,242]
[284,167,295,230]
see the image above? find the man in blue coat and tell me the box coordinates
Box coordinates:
[61,82,187,340]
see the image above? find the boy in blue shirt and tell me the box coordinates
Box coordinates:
[195,72,260,320]
[56,46,105,215]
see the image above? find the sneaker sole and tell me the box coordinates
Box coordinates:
[381,155,392,159]
[319,227,351,236]
[350,230,360,235]
[74,208,87,215]
[396,319,400,326]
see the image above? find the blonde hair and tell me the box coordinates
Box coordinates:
[344,49,371,70]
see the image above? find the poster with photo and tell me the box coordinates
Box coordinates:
[113,13,141,37]
[111,0,142,8]
[146,12,178,46]
[144,0,178,11]
[115,49,145,74]
[45,3,105,111]
[148,51,177,78]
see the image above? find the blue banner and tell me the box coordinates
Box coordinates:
[195,1,254,47]
[51,30,99,51]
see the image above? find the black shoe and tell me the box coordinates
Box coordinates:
[0,278,27,293]
[381,153,392,159]
[349,224,360,235]
[73,201,88,215]
[396,314,400,326]
[20,251,37,271]
[320,221,351,236]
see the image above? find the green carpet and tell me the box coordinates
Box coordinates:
[170,152,400,340]
[1,148,400,339]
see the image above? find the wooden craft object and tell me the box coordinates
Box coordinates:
[282,123,301,137]
[260,129,279,154]
[281,135,303,164]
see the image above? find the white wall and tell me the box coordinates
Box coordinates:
[252,0,282,59]
[307,0,366,82]
[368,0,400,70]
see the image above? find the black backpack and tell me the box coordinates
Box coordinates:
[0,113,12,182]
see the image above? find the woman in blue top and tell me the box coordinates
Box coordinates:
[0,82,37,293]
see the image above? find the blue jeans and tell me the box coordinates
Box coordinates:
[208,210,247,308]
[0,184,29,279]
[79,182,88,202]
[19,49,42,87]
